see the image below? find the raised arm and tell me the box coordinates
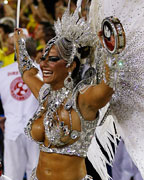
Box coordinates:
[78,33,115,119]
[78,64,114,120]
[14,29,44,99]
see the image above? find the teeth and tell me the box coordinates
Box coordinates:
[43,70,53,77]
[43,74,51,77]
[43,70,53,74]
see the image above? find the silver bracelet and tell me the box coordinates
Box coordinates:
[102,53,123,90]
[17,38,37,76]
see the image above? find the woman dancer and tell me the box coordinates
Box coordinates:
[14,0,118,179]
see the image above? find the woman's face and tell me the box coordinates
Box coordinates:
[40,45,68,90]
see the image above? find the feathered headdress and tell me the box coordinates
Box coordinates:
[43,0,97,66]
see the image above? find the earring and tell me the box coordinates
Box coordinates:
[64,72,74,89]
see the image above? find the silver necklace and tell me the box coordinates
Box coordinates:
[44,86,72,146]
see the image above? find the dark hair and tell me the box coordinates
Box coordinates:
[78,46,91,59]
[43,26,56,42]
[72,56,81,85]
[42,0,55,19]
[39,21,51,28]
[39,22,56,42]
[103,22,113,41]
[0,24,13,34]
[0,4,4,18]
[72,46,91,85]
[26,37,37,58]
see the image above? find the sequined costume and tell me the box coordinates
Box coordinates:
[25,83,99,158]
[87,0,144,179]
[15,0,144,180]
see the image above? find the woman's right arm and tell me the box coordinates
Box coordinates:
[14,29,44,99]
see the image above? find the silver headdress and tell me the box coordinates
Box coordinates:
[43,0,97,67]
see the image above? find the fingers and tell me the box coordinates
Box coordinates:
[14,28,21,39]
[98,31,105,47]
[14,28,23,35]
[0,117,6,122]
[98,31,103,37]
[14,28,26,42]
[0,117,6,132]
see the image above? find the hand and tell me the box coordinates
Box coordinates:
[14,28,26,45]
[0,117,6,133]
[14,28,26,38]
[25,0,33,6]
[98,31,105,47]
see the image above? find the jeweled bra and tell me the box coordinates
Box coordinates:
[25,83,99,158]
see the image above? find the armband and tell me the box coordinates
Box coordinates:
[103,54,124,90]
[18,38,37,76]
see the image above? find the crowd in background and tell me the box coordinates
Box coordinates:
[0,0,78,68]
[0,1,142,180]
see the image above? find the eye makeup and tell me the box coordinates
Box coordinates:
[40,56,61,62]
[48,56,61,62]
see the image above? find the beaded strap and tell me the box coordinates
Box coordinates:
[24,84,50,144]
[103,55,118,90]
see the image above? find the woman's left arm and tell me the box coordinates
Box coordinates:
[78,32,118,115]
[79,79,114,114]
[78,59,115,114]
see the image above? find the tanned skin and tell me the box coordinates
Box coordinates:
[14,29,114,180]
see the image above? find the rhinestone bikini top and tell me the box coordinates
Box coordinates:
[25,84,99,158]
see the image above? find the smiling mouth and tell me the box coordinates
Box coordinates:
[43,70,53,77]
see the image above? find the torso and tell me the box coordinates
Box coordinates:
[29,84,99,180]
[31,105,82,147]
[31,103,88,180]
[36,152,87,180]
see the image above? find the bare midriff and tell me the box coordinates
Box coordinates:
[36,151,87,180]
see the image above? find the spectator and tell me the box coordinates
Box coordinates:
[0,4,5,19]
[20,0,54,30]
[0,35,39,180]
[34,22,55,50]
[0,3,15,19]
[0,18,15,67]
[55,0,76,19]
[0,34,15,68]
[0,23,13,49]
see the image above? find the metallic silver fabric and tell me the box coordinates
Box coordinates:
[17,38,37,76]
[25,83,99,158]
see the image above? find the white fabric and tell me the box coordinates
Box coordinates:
[88,0,144,179]
[0,175,12,180]
[0,62,39,140]
[112,140,143,180]
[4,134,39,180]
[0,62,39,179]
[88,114,118,180]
